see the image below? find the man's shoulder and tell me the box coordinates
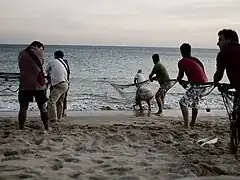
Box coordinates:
[154,62,164,68]
[18,49,27,57]
[18,49,30,62]
[63,59,68,64]
[47,59,58,65]
[216,49,226,61]
[178,58,186,64]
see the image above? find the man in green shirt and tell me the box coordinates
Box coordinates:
[149,54,171,116]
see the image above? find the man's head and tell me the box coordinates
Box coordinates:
[217,29,239,50]
[29,41,44,51]
[54,50,64,59]
[180,43,191,57]
[137,69,142,73]
[152,54,160,64]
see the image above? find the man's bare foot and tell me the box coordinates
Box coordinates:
[155,112,163,117]
[190,125,195,129]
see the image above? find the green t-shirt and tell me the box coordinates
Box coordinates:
[151,62,170,84]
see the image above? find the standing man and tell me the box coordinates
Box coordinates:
[18,41,48,130]
[149,54,171,116]
[177,43,208,129]
[46,50,69,127]
[213,29,240,116]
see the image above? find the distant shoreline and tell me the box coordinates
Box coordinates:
[0,43,219,50]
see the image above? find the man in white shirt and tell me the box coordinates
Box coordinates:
[134,69,145,87]
[46,50,69,127]
[134,69,146,104]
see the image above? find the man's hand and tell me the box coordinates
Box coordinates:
[213,71,220,85]
[150,76,157,82]
[178,79,188,89]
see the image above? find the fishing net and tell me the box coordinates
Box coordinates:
[110,79,150,90]
[179,80,216,98]
[110,79,178,100]
[217,83,235,121]
[0,73,20,95]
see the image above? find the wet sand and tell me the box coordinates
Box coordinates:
[0,110,240,179]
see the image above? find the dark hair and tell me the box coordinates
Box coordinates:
[218,29,239,43]
[180,43,191,57]
[29,41,44,50]
[152,54,159,62]
[54,50,64,59]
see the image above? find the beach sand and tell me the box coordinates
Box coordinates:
[0,110,240,180]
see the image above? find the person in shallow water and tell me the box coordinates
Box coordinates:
[133,86,154,111]
[133,69,146,103]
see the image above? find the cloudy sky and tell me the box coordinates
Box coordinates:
[0,0,240,48]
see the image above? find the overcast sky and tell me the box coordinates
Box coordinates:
[0,0,240,48]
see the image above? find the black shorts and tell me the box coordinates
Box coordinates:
[18,90,48,105]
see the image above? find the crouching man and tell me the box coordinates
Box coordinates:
[133,86,154,111]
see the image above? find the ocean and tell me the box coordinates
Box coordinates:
[0,44,230,112]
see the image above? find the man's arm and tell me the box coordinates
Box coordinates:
[134,78,137,84]
[177,61,184,81]
[213,52,225,83]
[45,61,51,76]
[149,67,155,81]
[134,74,138,84]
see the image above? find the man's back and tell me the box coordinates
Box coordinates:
[63,59,70,81]
[217,43,240,91]
[178,57,208,83]
[47,58,68,86]
[134,73,145,83]
[152,62,170,84]
[138,87,154,101]
[18,47,44,90]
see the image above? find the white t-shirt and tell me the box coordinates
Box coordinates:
[137,87,154,101]
[46,58,68,86]
[134,73,145,84]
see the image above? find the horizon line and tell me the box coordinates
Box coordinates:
[0,43,218,50]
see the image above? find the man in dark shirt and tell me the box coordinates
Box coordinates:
[149,54,170,116]
[18,41,48,130]
[214,29,240,113]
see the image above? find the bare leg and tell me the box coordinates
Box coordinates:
[138,100,143,111]
[146,99,151,111]
[155,94,163,115]
[180,103,189,129]
[160,95,165,108]
[190,107,198,128]
[18,103,28,130]
[37,102,48,130]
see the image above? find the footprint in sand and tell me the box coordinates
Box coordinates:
[101,156,114,160]
[105,167,133,175]
[49,158,63,171]
[91,159,104,164]
[118,176,140,180]
[99,164,112,168]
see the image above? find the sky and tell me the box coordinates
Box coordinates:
[0,0,240,48]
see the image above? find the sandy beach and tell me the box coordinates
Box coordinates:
[0,110,240,180]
